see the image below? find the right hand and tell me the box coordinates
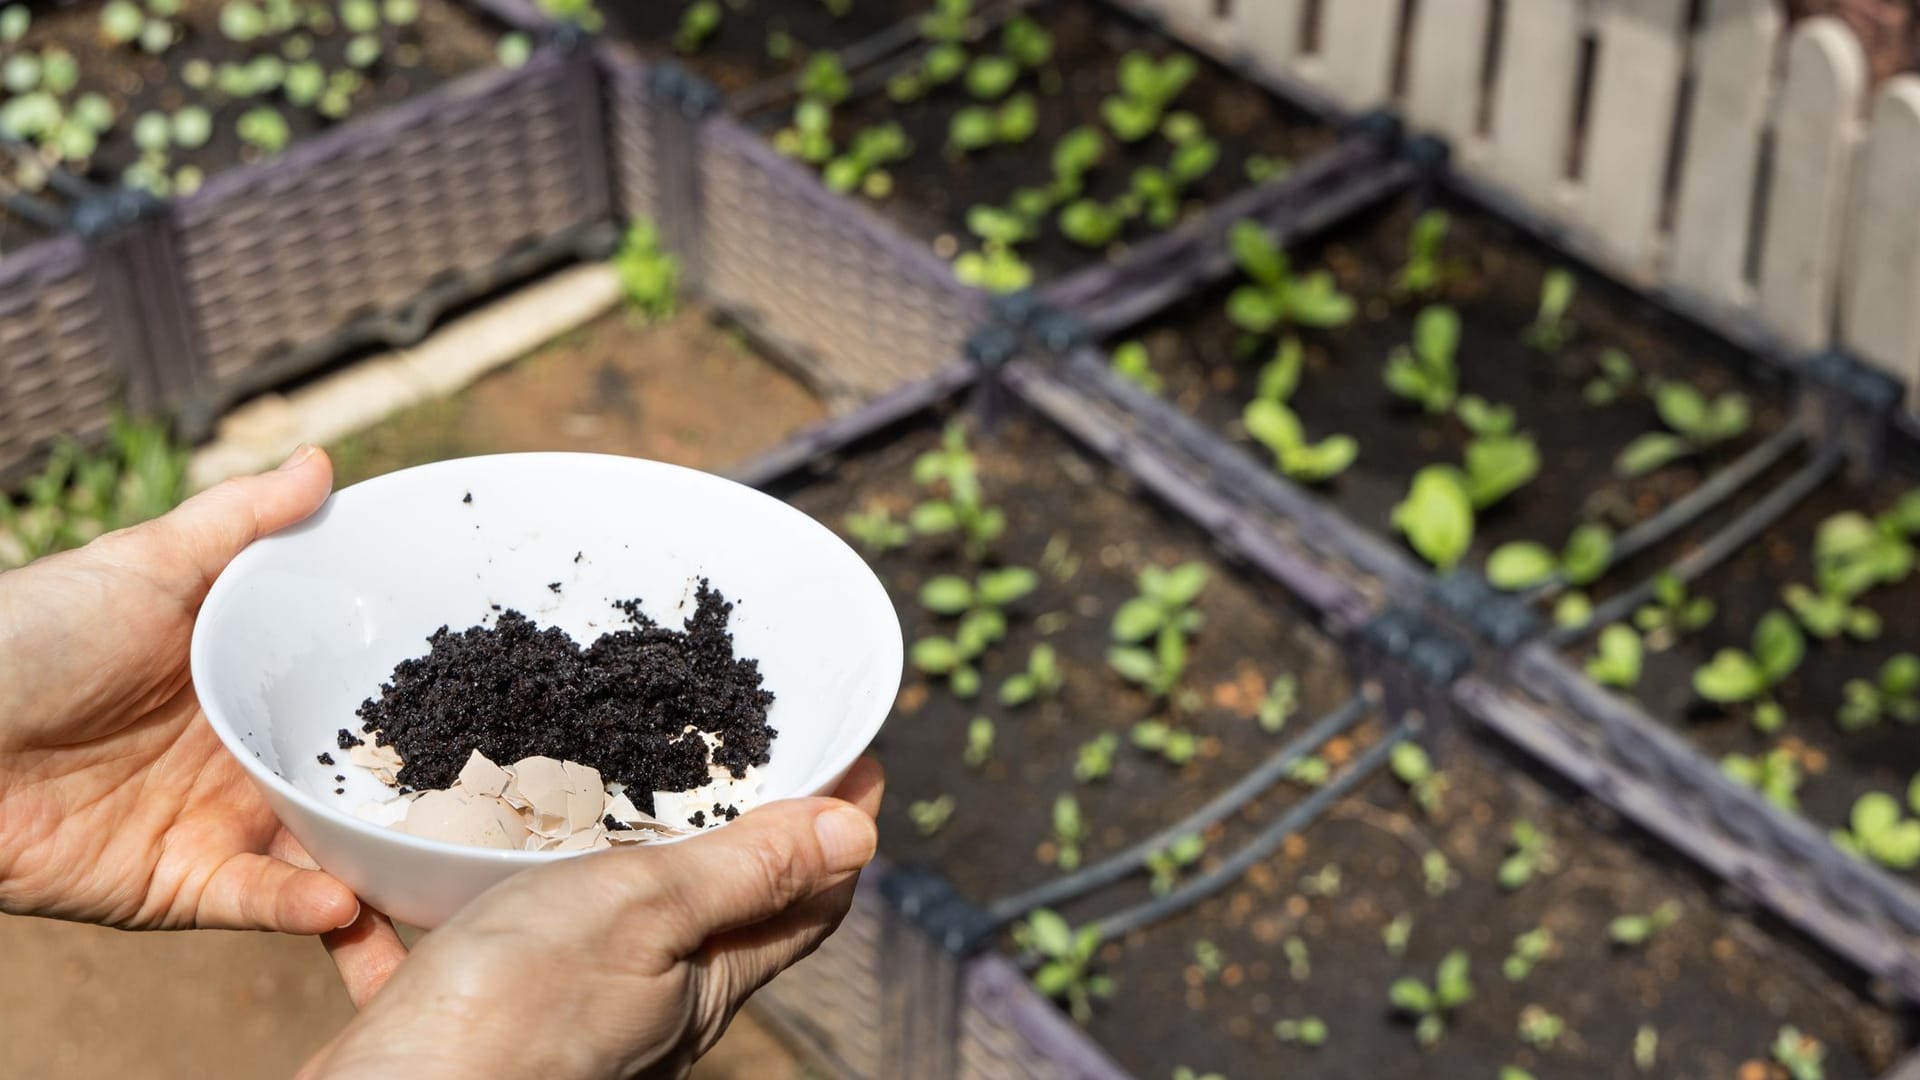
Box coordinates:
[304,757,884,1079]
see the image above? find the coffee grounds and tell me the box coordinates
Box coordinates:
[355,581,775,815]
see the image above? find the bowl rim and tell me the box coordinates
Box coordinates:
[190,451,903,863]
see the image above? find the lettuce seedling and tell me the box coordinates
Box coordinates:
[1108,562,1207,700]
[1019,910,1110,1022]
[844,505,909,552]
[220,0,266,41]
[1585,623,1645,690]
[909,794,954,836]
[0,3,26,42]
[797,51,851,105]
[1073,732,1118,782]
[1051,793,1087,869]
[1517,1005,1565,1050]
[1498,818,1557,889]
[1615,380,1751,477]
[1502,927,1552,981]
[1258,673,1298,733]
[824,122,911,198]
[1244,153,1288,184]
[1110,341,1163,393]
[673,0,720,54]
[1393,209,1454,297]
[1389,742,1447,816]
[1049,124,1105,200]
[1692,610,1804,733]
[1100,50,1196,142]
[1772,1026,1826,1080]
[1838,653,1920,731]
[911,421,1006,557]
[1393,465,1474,571]
[1059,198,1125,249]
[1131,720,1197,765]
[1833,779,1920,870]
[1634,571,1715,645]
[947,93,1037,151]
[1523,268,1577,351]
[1146,833,1205,895]
[1227,221,1355,334]
[1383,913,1413,956]
[1273,1017,1328,1048]
[1487,522,1612,591]
[1811,504,1917,600]
[918,0,971,43]
[1608,900,1680,947]
[1390,950,1472,1046]
[913,566,1037,697]
[965,53,1018,99]
[237,105,290,155]
[1782,581,1880,642]
[1462,430,1540,509]
[1000,13,1052,67]
[1243,339,1357,484]
[496,32,531,67]
[773,99,835,163]
[1000,643,1062,706]
[1722,746,1802,808]
[614,220,679,322]
[953,242,1033,295]
[1584,347,1640,405]
[964,715,994,767]
[1384,305,1460,414]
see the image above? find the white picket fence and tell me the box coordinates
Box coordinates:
[1133,0,1920,409]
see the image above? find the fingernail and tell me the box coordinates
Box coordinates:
[335,902,361,931]
[815,805,876,874]
[277,443,317,471]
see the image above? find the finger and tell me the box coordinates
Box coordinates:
[639,797,877,957]
[117,443,334,598]
[324,906,411,1008]
[693,878,860,1057]
[194,851,361,934]
[829,756,885,820]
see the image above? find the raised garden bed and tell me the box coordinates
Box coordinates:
[604,0,925,97]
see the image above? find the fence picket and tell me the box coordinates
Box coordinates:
[1484,0,1584,206]
[1580,0,1690,275]
[1669,0,1781,308]
[1317,0,1402,108]
[1759,17,1866,352]
[1229,0,1308,73]
[1404,0,1493,147]
[1842,76,1920,402]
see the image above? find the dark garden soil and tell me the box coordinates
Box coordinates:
[1116,191,1795,582]
[1597,468,1920,864]
[5,0,499,193]
[606,0,924,94]
[776,410,1362,906]
[785,0,1332,283]
[1080,750,1902,1080]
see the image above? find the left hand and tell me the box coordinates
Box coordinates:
[0,444,360,933]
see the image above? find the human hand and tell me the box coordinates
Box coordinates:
[0,444,359,933]
[306,758,883,1080]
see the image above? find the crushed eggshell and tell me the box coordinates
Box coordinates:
[347,740,405,786]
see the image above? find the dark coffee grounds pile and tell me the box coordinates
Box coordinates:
[355,581,775,814]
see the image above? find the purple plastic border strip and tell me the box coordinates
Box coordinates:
[963,953,1133,1080]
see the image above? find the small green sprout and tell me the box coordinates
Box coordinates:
[1389,742,1447,816]
[953,242,1033,295]
[1393,465,1474,572]
[0,416,189,569]
[1462,429,1541,510]
[171,106,212,150]
[1389,950,1472,1046]
[1146,833,1204,895]
[911,422,1006,558]
[1814,506,1918,600]
[824,122,912,198]
[1523,268,1577,352]
[1502,926,1553,981]
[844,505,910,553]
[1287,755,1329,787]
[1554,592,1594,629]
[1634,571,1715,645]
[1635,1025,1660,1071]
[1585,624,1645,691]
[1383,305,1459,414]
[1002,14,1052,68]
[966,203,1034,247]
[220,0,267,41]
[1,3,27,42]
[496,31,531,67]
[1244,153,1289,184]
[673,0,720,54]
[1423,851,1457,896]
[1074,732,1119,782]
[764,29,794,60]
[1721,747,1803,811]
[383,0,418,25]
[1000,643,1063,706]
[1110,341,1164,393]
[1383,913,1413,956]
[948,93,1038,151]
[1615,380,1752,478]
[1772,1026,1826,1080]
[797,51,850,105]
[1585,347,1640,405]
[1298,864,1341,897]
[1273,1016,1327,1047]
[1498,818,1558,890]
[965,53,1019,100]
[1839,653,1920,731]
[1608,900,1681,947]
[909,794,955,837]
[917,0,972,44]
[913,566,1038,698]
[1049,124,1105,200]
[964,716,994,768]
[1060,198,1125,249]
[1393,210,1454,297]
[1833,780,1920,870]
[1782,581,1880,642]
[1227,221,1356,335]
[1108,563,1208,700]
[1244,338,1357,484]
[1018,908,1111,1023]
[1100,50,1196,142]
[1132,720,1198,765]
[1517,1004,1566,1049]
[613,220,679,322]
[1051,793,1087,870]
[285,60,327,105]
[236,105,290,155]
[1257,673,1298,733]
[1192,939,1223,979]
[101,0,144,42]
[1486,522,1613,591]
[1268,934,1306,980]
[1692,610,1804,733]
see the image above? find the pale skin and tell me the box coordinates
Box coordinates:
[0,445,883,1078]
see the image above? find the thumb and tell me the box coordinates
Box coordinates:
[639,797,877,958]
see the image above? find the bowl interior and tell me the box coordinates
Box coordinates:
[192,453,902,839]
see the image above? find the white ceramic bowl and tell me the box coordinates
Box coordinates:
[190,453,901,928]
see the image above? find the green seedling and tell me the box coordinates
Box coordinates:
[953,242,1033,295]
[220,0,266,40]
[911,422,1006,558]
[1298,864,1341,897]
[909,794,955,837]
[918,0,971,43]
[673,0,720,54]
[1585,347,1640,405]
[965,53,1019,100]
[844,505,909,553]
[1502,926,1553,981]
[1839,653,1920,731]
[1131,720,1198,766]
[1517,1005,1566,1049]
[0,416,188,569]
[100,0,144,43]
[1523,268,1577,351]
[948,93,1037,151]
[1244,153,1288,184]
[1616,380,1752,477]
[1059,198,1125,249]
[1258,673,1298,733]
[1002,14,1052,68]
[1281,935,1310,979]
[1585,623,1645,691]
[1782,580,1880,642]
[1227,220,1356,335]
[966,203,1034,247]
[285,61,327,106]
[1486,522,1613,591]
[964,716,994,768]
[1287,755,1329,786]
[1833,780,1920,870]
[1423,850,1457,896]
[612,220,680,322]
[888,38,967,102]
[1051,792,1087,870]
[1192,939,1223,979]
[773,99,835,163]
[1000,643,1062,706]
[1389,742,1447,816]
[824,122,911,198]
[1101,50,1196,142]
[1389,950,1472,1047]
[1273,1016,1327,1048]
[1634,571,1716,646]
[913,566,1038,698]
[1692,610,1804,733]
[1609,900,1681,947]
[237,105,290,155]
[1172,1068,1223,1080]
[1110,341,1163,393]
[1073,732,1118,782]
[1393,209,1454,297]
[383,0,418,25]
[1772,1026,1826,1080]
[1146,833,1204,896]
[1244,339,1357,484]
[1499,818,1558,890]
[1462,429,1541,510]
[1815,505,1919,599]
[1018,909,1111,1023]
[1393,465,1474,572]
[1383,913,1413,956]
[797,51,851,105]
[1049,124,1105,201]
[1722,746,1803,811]
[1108,562,1208,701]
[1,3,26,42]
[764,29,794,60]
[1635,1025,1660,1072]
[1383,305,1459,414]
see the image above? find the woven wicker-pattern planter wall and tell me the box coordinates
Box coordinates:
[959,957,1128,1080]
[601,49,663,232]
[752,870,886,1079]
[697,116,983,405]
[173,44,607,403]
[0,235,117,479]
